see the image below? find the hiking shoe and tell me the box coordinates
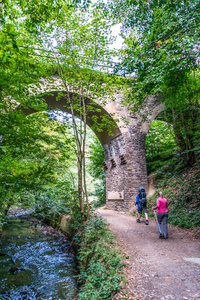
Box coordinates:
[145,220,149,225]
[159,234,163,238]
[136,218,140,223]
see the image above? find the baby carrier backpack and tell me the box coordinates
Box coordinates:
[138,186,146,207]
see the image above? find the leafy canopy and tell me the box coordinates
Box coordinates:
[111,0,200,103]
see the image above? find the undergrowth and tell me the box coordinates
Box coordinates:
[147,161,200,229]
[69,211,125,300]
[34,196,68,227]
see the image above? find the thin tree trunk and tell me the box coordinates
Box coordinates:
[82,92,90,221]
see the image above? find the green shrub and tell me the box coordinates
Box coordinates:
[148,165,200,229]
[145,120,177,175]
[92,181,106,208]
[34,195,68,227]
[69,213,125,300]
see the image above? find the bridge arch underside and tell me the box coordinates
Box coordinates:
[22,91,121,145]
[21,90,151,212]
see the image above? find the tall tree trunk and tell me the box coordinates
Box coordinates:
[82,94,90,221]
[78,156,84,222]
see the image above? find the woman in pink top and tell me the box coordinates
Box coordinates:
[153,191,168,239]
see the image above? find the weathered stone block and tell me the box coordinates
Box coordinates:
[59,214,71,234]
[107,191,124,200]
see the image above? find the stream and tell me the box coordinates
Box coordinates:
[0,212,77,300]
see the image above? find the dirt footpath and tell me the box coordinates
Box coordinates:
[97,208,200,300]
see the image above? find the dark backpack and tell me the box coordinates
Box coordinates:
[138,186,146,207]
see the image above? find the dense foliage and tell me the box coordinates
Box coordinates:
[0,111,77,228]
[110,0,200,166]
[34,192,69,227]
[112,0,200,95]
[0,0,119,225]
[145,120,177,174]
[147,162,200,230]
[69,212,125,299]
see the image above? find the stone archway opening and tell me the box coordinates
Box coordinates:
[19,89,164,212]
[20,90,122,206]
[21,91,122,146]
[47,109,107,206]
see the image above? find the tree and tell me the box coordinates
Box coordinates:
[0,110,76,229]
[0,0,120,223]
[145,120,177,174]
[110,0,200,166]
[88,136,106,207]
[37,5,118,221]
[0,0,63,108]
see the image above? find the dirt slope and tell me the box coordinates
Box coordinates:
[97,208,200,300]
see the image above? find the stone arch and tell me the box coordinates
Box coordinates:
[21,90,123,145]
[21,89,163,212]
[21,89,132,211]
[140,102,165,134]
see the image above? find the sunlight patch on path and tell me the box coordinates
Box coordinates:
[183,257,200,265]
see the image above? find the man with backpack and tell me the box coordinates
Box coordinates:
[135,186,149,225]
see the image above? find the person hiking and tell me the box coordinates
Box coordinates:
[135,186,149,225]
[153,191,168,239]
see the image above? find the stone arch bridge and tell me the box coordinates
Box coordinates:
[22,82,163,212]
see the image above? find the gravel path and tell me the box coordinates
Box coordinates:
[97,208,200,300]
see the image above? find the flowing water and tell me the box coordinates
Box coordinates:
[0,214,77,300]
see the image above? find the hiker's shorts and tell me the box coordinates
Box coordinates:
[138,206,147,214]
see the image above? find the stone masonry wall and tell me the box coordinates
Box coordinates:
[102,93,160,212]
[103,127,148,212]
